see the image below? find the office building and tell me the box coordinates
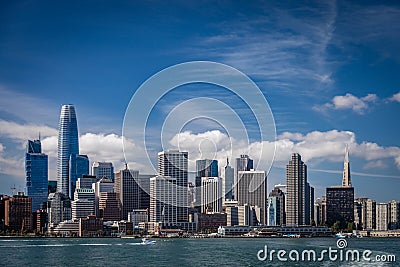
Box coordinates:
[128,209,148,226]
[93,177,115,217]
[226,204,258,226]
[114,166,151,220]
[48,192,71,228]
[267,188,285,226]
[72,199,95,220]
[222,158,234,201]
[158,150,188,222]
[235,155,253,199]
[99,192,121,221]
[236,170,267,225]
[69,154,89,198]
[388,200,400,229]
[286,153,311,225]
[195,159,218,187]
[92,162,114,180]
[76,175,98,190]
[326,186,354,227]
[25,139,48,211]
[325,146,354,228]
[376,203,388,231]
[57,104,79,196]
[4,192,32,232]
[150,176,177,223]
[201,177,222,213]
[365,199,376,230]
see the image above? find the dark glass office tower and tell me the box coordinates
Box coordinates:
[25,139,48,211]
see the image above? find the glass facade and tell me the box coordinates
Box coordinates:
[25,139,48,212]
[69,154,89,198]
[57,104,79,197]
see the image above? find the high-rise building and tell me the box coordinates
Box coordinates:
[69,154,89,198]
[158,150,188,222]
[47,192,71,228]
[93,177,114,217]
[201,177,222,213]
[150,176,177,223]
[376,203,388,231]
[267,188,285,226]
[388,200,400,230]
[235,155,253,199]
[57,104,79,197]
[365,199,376,230]
[314,196,327,226]
[114,167,151,220]
[326,146,354,228]
[286,153,311,225]
[236,170,267,225]
[354,197,368,230]
[98,192,121,221]
[306,182,314,224]
[128,209,148,226]
[326,187,354,227]
[4,192,32,232]
[221,158,234,202]
[76,175,98,190]
[25,139,48,211]
[74,188,95,202]
[92,162,114,180]
[342,145,351,187]
[195,159,218,187]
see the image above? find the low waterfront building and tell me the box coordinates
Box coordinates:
[79,215,103,237]
[194,212,227,233]
[52,220,79,236]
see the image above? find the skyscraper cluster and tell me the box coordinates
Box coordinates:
[0,103,398,236]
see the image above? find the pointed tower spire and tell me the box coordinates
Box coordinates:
[342,144,351,187]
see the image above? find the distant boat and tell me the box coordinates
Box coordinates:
[141,238,156,245]
[335,233,347,238]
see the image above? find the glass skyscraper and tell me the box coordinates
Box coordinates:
[25,139,48,211]
[57,104,79,197]
[69,154,89,198]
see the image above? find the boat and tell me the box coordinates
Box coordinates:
[141,238,156,245]
[335,233,347,238]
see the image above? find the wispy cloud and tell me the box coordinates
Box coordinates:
[185,2,338,95]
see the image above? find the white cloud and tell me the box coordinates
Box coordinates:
[390,92,400,102]
[363,160,388,170]
[314,93,378,114]
[0,119,58,143]
[168,129,400,173]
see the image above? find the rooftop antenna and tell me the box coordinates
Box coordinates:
[38,131,41,141]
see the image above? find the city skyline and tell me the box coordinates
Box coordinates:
[0,1,399,202]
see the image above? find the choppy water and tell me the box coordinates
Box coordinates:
[0,237,398,266]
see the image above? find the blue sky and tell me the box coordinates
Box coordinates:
[0,0,399,202]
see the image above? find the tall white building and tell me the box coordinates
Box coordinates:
[201,177,222,213]
[236,170,267,225]
[221,158,234,202]
[92,162,114,180]
[157,150,188,222]
[150,176,177,223]
[376,203,388,231]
